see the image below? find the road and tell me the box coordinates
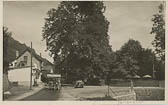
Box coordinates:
[10,85,164,101]
[21,88,61,101]
[20,86,108,101]
[20,86,116,101]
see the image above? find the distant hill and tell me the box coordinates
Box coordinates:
[5,36,53,66]
[6,36,33,63]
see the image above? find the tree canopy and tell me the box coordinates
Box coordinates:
[151,3,165,60]
[114,39,142,77]
[42,1,114,83]
[150,3,165,80]
[42,2,165,82]
[3,27,12,73]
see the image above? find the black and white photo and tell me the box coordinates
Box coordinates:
[2,1,166,102]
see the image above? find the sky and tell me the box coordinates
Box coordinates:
[3,1,162,63]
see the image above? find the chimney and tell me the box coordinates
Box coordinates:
[16,50,19,58]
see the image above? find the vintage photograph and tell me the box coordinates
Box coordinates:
[3,1,165,101]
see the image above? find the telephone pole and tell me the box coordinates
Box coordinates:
[30,42,33,89]
[152,53,155,79]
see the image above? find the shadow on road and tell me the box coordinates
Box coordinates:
[21,88,61,101]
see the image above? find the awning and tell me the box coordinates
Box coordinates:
[47,74,61,78]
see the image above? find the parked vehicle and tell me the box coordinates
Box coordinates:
[46,74,61,90]
[74,80,84,88]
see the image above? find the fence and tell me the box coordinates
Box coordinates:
[106,79,136,100]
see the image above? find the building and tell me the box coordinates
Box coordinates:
[9,48,53,72]
[8,48,53,86]
[10,49,41,69]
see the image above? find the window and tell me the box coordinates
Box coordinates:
[24,56,28,64]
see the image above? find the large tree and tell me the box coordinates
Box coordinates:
[42,1,113,83]
[151,3,165,80]
[151,3,165,60]
[114,39,143,77]
[138,48,155,77]
[3,27,12,73]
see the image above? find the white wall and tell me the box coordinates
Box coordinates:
[8,67,42,87]
[8,67,31,82]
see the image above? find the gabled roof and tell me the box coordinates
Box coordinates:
[14,48,42,62]
[14,48,53,66]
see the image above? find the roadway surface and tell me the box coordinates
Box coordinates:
[20,86,137,101]
[20,86,112,101]
[21,88,61,101]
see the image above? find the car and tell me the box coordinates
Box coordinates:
[45,74,61,90]
[74,80,84,88]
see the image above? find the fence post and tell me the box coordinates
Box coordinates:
[130,79,134,92]
[108,84,109,96]
[30,42,33,90]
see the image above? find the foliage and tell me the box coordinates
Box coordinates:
[3,26,52,73]
[138,49,154,77]
[42,1,114,83]
[150,3,165,80]
[112,39,163,80]
[151,3,165,60]
[112,39,143,78]
[3,27,28,65]
[154,59,165,80]
[3,27,12,73]
[137,48,164,80]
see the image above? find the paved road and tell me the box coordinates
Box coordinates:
[21,88,61,101]
[20,86,117,101]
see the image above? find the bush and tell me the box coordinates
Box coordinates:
[86,78,101,85]
[133,79,160,87]
[108,79,162,87]
[108,79,131,87]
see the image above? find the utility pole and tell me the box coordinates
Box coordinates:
[152,54,155,79]
[65,59,68,84]
[66,64,68,84]
[30,42,33,89]
[105,71,110,96]
[40,53,42,70]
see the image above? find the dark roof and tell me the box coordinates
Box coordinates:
[14,48,53,66]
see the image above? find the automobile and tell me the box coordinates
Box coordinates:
[46,74,61,90]
[74,80,84,88]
